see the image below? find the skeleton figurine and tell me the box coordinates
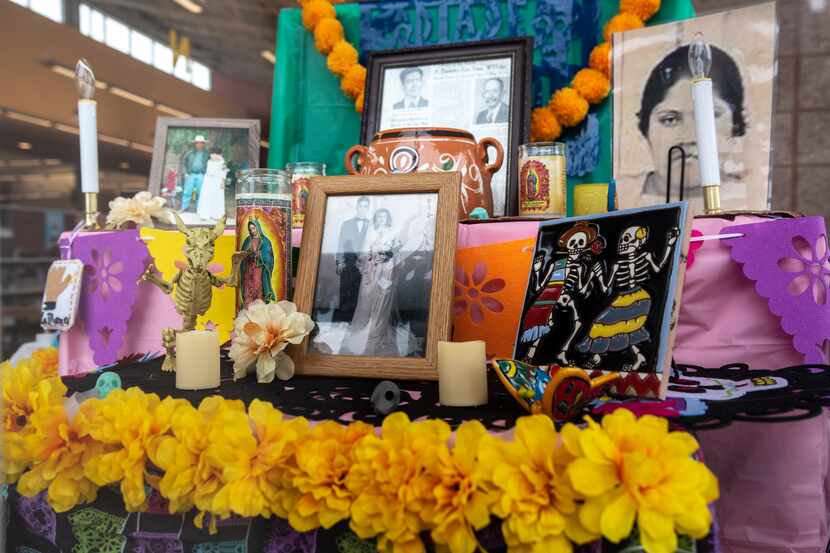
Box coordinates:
[524,222,604,365]
[576,225,679,372]
[142,214,248,371]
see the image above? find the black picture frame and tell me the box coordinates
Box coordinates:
[362,37,533,217]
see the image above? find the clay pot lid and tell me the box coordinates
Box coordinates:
[373,127,475,141]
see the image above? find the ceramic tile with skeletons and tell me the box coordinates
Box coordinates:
[515,203,692,398]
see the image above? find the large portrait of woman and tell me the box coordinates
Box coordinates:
[612,3,776,213]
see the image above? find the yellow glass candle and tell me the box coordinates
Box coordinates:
[437,340,488,406]
[175,330,220,390]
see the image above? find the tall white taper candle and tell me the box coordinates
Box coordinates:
[75,59,99,194]
[688,33,721,213]
[78,99,99,194]
[691,78,720,188]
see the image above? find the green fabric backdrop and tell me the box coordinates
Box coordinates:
[267,1,695,186]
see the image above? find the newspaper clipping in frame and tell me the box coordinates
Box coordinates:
[379,58,513,216]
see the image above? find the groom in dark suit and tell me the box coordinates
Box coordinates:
[335,196,370,321]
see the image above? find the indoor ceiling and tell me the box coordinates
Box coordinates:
[79,0,297,86]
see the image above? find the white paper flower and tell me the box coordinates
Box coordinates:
[229,300,315,383]
[106,191,172,229]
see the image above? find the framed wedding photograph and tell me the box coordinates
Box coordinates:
[148,117,260,226]
[361,38,533,217]
[292,173,460,379]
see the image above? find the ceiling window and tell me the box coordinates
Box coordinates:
[130,30,154,65]
[105,17,130,54]
[12,0,64,23]
[78,3,212,91]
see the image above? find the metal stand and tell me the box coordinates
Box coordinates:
[665,145,686,203]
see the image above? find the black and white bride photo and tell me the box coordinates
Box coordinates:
[309,193,438,358]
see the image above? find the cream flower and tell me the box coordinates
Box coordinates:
[230,300,315,383]
[106,191,172,229]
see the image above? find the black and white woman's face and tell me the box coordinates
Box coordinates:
[376,211,389,227]
[647,77,741,192]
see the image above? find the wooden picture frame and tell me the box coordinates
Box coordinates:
[292,173,460,379]
[361,37,533,217]
[148,117,260,226]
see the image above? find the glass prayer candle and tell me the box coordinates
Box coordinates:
[518,142,567,217]
[235,169,292,307]
[286,161,326,229]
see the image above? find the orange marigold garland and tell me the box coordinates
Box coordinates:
[602,12,646,42]
[301,0,336,31]
[531,0,662,141]
[299,0,660,125]
[620,0,661,21]
[588,42,613,78]
[341,64,367,99]
[301,0,365,110]
[313,17,344,54]
[572,68,612,104]
[550,87,590,127]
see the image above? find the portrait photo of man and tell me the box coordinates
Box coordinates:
[475,77,509,125]
[393,67,429,110]
[180,135,209,211]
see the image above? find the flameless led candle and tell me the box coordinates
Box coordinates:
[688,33,721,214]
[175,330,221,390]
[437,340,488,407]
[75,59,99,194]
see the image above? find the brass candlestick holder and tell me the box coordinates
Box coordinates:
[84,192,102,229]
[703,185,722,215]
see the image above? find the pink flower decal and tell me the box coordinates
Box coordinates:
[86,248,124,300]
[687,229,704,269]
[453,262,505,325]
[778,235,830,305]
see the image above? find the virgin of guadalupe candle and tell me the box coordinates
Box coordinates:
[235,169,292,309]
[518,142,566,217]
[286,162,325,229]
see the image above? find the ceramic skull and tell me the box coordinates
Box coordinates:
[566,231,589,256]
[95,371,122,399]
[618,226,646,255]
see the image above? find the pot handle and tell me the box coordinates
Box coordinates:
[478,137,504,175]
[344,145,368,175]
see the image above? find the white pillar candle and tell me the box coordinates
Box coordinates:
[437,340,488,407]
[175,330,220,390]
[78,99,99,193]
[691,78,721,188]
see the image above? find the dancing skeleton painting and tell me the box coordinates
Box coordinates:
[515,205,689,391]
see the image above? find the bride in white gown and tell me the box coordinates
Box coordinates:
[339,207,427,357]
[196,149,228,221]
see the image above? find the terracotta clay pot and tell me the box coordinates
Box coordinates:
[345,127,504,218]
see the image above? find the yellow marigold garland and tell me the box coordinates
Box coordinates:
[3,349,717,553]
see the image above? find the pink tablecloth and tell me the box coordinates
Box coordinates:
[67,220,829,552]
[675,217,830,553]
